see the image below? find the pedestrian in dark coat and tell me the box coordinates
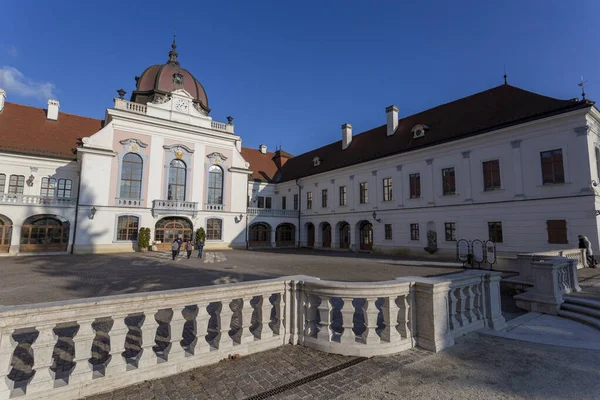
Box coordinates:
[185,240,194,259]
[176,237,183,256]
[578,235,597,267]
[171,239,179,261]
[197,239,205,258]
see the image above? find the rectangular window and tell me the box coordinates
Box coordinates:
[383,178,393,202]
[410,223,420,241]
[40,177,56,197]
[57,179,72,198]
[488,221,503,243]
[541,149,565,184]
[444,222,456,241]
[384,224,392,240]
[282,196,287,210]
[409,173,421,198]
[117,215,139,241]
[307,192,313,209]
[483,160,501,191]
[294,194,299,210]
[547,220,568,244]
[265,197,272,209]
[8,175,25,194]
[322,189,328,208]
[0,174,5,193]
[442,167,456,195]
[207,218,223,240]
[257,196,265,208]
[339,186,347,206]
[359,182,368,203]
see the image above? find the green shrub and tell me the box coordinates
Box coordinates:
[196,227,206,242]
[138,227,151,250]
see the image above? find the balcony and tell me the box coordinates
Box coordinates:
[116,198,145,207]
[152,200,198,217]
[204,203,224,211]
[0,194,76,207]
[248,207,299,218]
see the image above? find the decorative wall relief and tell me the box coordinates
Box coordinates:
[163,144,194,159]
[120,138,148,153]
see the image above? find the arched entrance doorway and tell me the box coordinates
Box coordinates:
[359,221,373,251]
[339,222,350,249]
[276,223,295,247]
[306,223,315,247]
[321,223,332,248]
[155,217,193,251]
[0,214,13,253]
[249,222,271,247]
[20,215,70,252]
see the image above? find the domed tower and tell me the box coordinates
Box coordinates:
[130,38,210,115]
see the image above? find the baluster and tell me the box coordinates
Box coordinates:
[273,293,284,335]
[240,297,256,344]
[216,300,234,350]
[380,296,400,343]
[303,294,317,338]
[397,295,410,339]
[361,297,380,345]
[316,296,332,342]
[0,330,19,399]
[167,307,186,362]
[448,288,457,330]
[70,319,95,384]
[138,311,159,368]
[257,295,273,340]
[339,297,355,344]
[106,316,128,376]
[463,286,474,324]
[192,304,210,354]
[28,325,57,393]
[455,288,465,328]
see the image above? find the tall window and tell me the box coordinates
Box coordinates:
[265,197,272,209]
[57,179,72,198]
[306,192,313,209]
[257,196,265,208]
[488,221,503,243]
[409,174,420,198]
[120,153,143,199]
[384,224,393,240]
[168,159,186,200]
[207,165,223,204]
[483,160,501,191]
[541,149,565,184]
[442,167,456,195]
[207,218,222,240]
[339,186,347,206]
[40,177,56,197]
[0,174,5,193]
[383,178,393,202]
[444,222,456,241]
[8,175,24,194]
[322,189,328,208]
[359,182,368,203]
[282,196,287,210]
[117,215,139,241]
[293,194,299,210]
[410,223,420,241]
[547,220,567,244]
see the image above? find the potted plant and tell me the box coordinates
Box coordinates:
[196,227,206,243]
[138,227,151,252]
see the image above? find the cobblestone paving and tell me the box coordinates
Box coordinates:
[83,345,431,400]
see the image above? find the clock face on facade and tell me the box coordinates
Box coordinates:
[174,99,188,112]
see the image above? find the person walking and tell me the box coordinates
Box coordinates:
[185,240,194,259]
[578,235,597,267]
[176,237,183,256]
[171,239,179,261]
[197,238,205,258]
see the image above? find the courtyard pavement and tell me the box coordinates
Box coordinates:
[0,249,464,306]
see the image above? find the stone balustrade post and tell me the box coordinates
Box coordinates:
[482,273,506,329]
[106,316,128,376]
[339,297,355,344]
[27,325,57,394]
[303,293,317,339]
[361,297,380,345]
[463,286,474,324]
[0,330,18,400]
[258,295,273,340]
[413,281,454,352]
[240,297,256,344]
[397,294,411,340]
[193,304,210,354]
[69,319,95,384]
[216,300,234,350]
[138,311,159,368]
[167,307,186,362]
[380,296,400,343]
[316,296,332,342]
[273,293,284,336]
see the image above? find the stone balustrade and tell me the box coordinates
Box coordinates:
[152,200,198,216]
[0,194,76,207]
[113,98,147,114]
[210,121,227,131]
[204,203,224,211]
[248,207,300,217]
[115,198,145,207]
[0,270,504,400]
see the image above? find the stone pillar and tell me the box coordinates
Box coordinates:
[9,225,20,255]
[483,272,506,330]
[396,165,404,208]
[270,227,276,248]
[314,223,322,249]
[514,259,567,315]
[461,151,473,203]
[349,175,355,212]
[511,140,525,198]
[426,159,435,205]
[413,280,454,352]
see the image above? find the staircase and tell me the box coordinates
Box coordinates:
[559,295,600,329]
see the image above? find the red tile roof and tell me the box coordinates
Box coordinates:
[241,147,281,182]
[0,102,104,160]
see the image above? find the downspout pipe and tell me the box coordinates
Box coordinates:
[246,180,250,249]
[70,166,83,254]
[295,179,301,248]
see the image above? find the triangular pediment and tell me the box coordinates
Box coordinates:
[171,88,194,99]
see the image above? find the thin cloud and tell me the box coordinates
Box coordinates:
[0,66,56,101]
[6,45,18,57]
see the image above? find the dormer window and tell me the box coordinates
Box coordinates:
[313,157,321,167]
[412,124,429,139]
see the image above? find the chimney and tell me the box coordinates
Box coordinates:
[386,105,398,136]
[342,123,352,150]
[0,88,6,112]
[259,144,267,154]
[47,99,60,121]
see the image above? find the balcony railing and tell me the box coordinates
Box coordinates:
[248,207,299,217]
[152,199,198,216]
[114,98,147,114]
[116,198,145,207]
[0,194,76,207]
[204,203,224,211]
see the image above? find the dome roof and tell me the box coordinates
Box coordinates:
[130,39,210,114]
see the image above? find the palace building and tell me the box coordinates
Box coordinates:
[0,41,599,260]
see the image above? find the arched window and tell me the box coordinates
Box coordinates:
[120,153,143,199]
[117,215,139,241]
[20,215,70,252]
[168,159,186,201]
[207,165,223,205]
[206,218,222,240]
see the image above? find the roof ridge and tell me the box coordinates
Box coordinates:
[5,101,103,122]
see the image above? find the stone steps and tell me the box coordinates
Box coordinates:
[559,296,600,330]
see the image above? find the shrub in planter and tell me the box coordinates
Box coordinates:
[196,227,206,243]
[138,227,151,251]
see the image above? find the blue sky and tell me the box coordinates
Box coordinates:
[1,1,598,155]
